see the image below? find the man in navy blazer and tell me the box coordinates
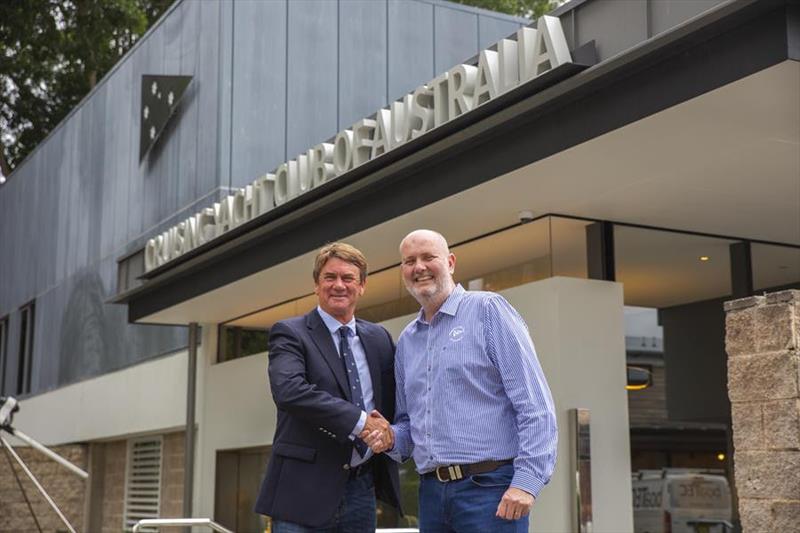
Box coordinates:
[255,242,401,531]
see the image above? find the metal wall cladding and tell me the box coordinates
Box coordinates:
[0,0,525,393]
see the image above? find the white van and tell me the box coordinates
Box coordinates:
[632,469,733,533]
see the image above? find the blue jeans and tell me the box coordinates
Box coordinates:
[419,464,529,533]
[271,472,376,533]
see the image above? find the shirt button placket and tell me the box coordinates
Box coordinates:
[425,329,433,449]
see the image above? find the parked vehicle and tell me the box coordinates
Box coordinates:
[632,469,733,533]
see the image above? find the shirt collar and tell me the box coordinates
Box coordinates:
[414,284,466,324]
[317,306,357,336]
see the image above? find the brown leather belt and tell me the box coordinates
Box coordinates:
[424,459,513,482]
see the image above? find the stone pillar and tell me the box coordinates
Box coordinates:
[725,290,800,532]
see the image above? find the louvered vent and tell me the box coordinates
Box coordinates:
[123,437,163,532]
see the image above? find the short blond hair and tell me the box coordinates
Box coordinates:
[313,242,368,283]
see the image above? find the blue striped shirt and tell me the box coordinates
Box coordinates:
[390,285,557,497]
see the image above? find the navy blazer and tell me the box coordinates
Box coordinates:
[254,309,401,526]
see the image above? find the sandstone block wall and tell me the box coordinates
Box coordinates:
[159,431,185,518]
[99,439,127,533]
[725,289,800,532]
[0,443,87,533]
[89,431,185,531]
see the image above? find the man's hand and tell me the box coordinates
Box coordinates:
[358,410,394,453]
[496,487,534,521]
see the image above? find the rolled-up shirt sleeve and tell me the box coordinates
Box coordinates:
[484,295,558,497]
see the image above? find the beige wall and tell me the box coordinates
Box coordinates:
[13,351,189,445]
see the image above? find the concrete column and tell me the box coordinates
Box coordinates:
[725,289,800,532]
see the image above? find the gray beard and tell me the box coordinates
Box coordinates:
[407,279,454,309]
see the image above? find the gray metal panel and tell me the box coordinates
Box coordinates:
[339,0,388,129]
[109,61,135,253]
[574,0,647,62]
[434,4,478,74]
[388,0,434,100]
[140,22,166,232]
[63,108,83,281]
[286,0,339,159]
[37,135,59,293]
[218,0,235,189]
[85,84,107,267]
[53,120,72,291]
[18,153,37,305]
[126,44,146,242]
[230,0,287,189]
[31,287,56,392]
[101,69,123,260]
[196,0,222,199]
[650,0,725,37]
[478,15,522,51]
[176,0,200,210]
[159,4,184,220]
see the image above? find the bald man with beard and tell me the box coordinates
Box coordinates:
[362,229,557,533]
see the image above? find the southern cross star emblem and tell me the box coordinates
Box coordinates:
[139,75,192,161]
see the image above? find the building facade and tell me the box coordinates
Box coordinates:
[1,0,798,532]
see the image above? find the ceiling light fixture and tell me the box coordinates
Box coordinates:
[699,256,710,262]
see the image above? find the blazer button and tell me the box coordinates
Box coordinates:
[343,464,351,470]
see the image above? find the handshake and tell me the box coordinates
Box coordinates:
[358,410,395,453]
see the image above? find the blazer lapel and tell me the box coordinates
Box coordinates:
[306,310,352,402]
[357,322,383,412]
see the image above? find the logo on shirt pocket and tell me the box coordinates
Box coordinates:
[449,326,465,342]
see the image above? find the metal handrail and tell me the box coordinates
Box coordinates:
[132,518,419,533]
[132,518,234,533]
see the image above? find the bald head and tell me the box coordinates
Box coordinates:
[399,229,456,316]
[399,229,450,256]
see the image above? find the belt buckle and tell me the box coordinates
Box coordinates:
[435,465,463,482]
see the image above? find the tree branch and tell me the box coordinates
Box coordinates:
[0,147,11,179]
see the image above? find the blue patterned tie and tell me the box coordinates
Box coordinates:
[339,326,368,458]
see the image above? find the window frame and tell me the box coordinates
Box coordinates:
[17,301,35,395]
[0,315,8,396]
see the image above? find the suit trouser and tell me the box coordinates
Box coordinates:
[272,471,376,533]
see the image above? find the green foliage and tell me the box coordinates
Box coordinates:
[0,0,171,174]
[453,0,557,19]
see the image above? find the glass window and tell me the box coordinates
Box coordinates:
[752,243,800,291]
[17,302,34,395]
[221,216,590,344]
[0,316,7,396]
[218,326,269,363]
[614,226,736,308]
